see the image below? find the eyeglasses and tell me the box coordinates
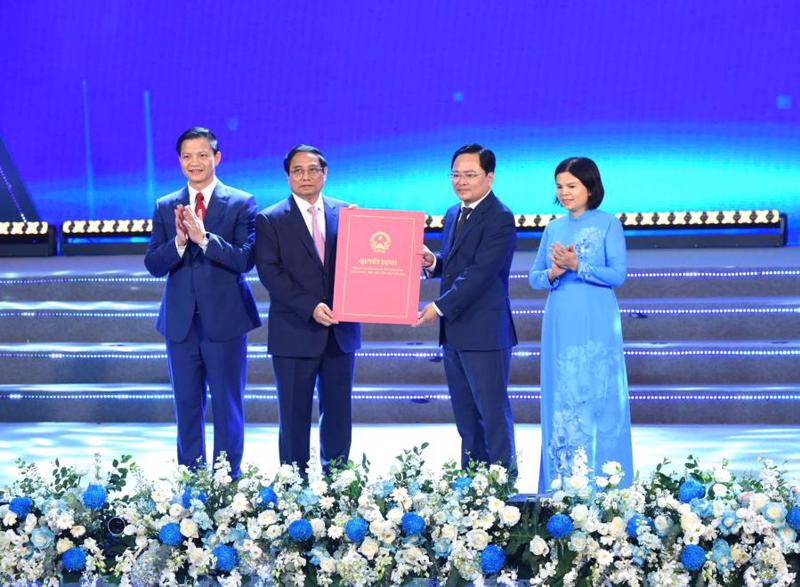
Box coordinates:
[450,172,485,181]
[290,166,325,179]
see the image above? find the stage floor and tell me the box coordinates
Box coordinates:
[2,423,799,493]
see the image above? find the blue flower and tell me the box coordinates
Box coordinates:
[345,517,368,543]
[408,481,421,496]
[181,487,208,509]
[690,498,713,519]
[62,547,87,572]
[226,526,247,546]
[762,502,788,525]
[480,544,505,575]
[9,497,32,518]
[434,538,452,558]
[626,514,654,539]
[373,480,394,499]
[82,484,108,510]
[31,527,55,549]
[711,539,733,571]
[296,488,319,508]
[786,506,800,530]
[678,478,705,503]
[401,512,425,536]
[680,544,706,572]
[718,511,741,536]
[288,519,313,542]
[451,476,472,492]
[546,513,574,539]
[159,522,183,546]
[258,486,278,508]
[212,544,238,573]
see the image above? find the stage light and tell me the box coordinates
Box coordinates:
[0,221,55,256]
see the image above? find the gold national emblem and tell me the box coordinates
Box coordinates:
[369,231,391,253]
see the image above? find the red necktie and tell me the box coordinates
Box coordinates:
[195,192,206,220]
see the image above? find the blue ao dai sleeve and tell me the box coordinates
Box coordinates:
[528,223,559,290]
[576,216,627,288]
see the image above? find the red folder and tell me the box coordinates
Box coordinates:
[332,208,425,324]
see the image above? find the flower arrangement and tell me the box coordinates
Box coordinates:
[2,446,800,586]
[0,454,135,586]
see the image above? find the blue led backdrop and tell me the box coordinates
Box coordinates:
[1,1,798,242]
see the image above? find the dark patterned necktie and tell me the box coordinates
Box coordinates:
[453,206,473,241]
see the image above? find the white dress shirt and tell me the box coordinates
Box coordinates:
[292,193,326,240]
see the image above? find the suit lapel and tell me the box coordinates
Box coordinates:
[447,193,495,260]
[323,199,339,268]
[204,182,228,234]
[288,196,324,269]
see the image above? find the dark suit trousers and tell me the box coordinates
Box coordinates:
[443,345,516,473]
[166,313,247,477]
[272,331,354,473]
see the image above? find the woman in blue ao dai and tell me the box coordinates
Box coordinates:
[528,157,633,493]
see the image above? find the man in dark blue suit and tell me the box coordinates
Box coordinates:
[255,145,361,474]
[145,127,261,478]
[416,144,518,473]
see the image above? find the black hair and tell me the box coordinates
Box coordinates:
[176,127,219,154]
[451,144,496,174]
[554,157,604,209]
[283,144,328,174]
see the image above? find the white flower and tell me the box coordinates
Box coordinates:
[441,524,457,540]
[550,477,563,490]
[327,525,343,539]
[258,510,278,527]
[568,531,588,552]
[311,518,326,538]
[169,503,184,517]
[568,475,588,491]
[570,504,589,525]
[712,483,728,498]
[595,476,609,489]
[56,537,74,554]
[135,535,148,549]
[2,512,16,526]
[359,537,379,559]
[751,493,769,511]
[488,497,505,512]
[246,518,262,540]
[500,505,521,526]
[180,518,199,538]
[310,480,328,497]
[596,549,613,566]
[266,525,282,540]
[529,535,550,556]
[466,528,490,550]
[320,496,335,510]
[713,468,732,483]
[320,558,336,574]
[55,511,75,530]
[608,474,621,487]
[336,469,357,487]
[231,493,249,514]
[70,525,86,538]
[609,516,626,538]
[489,464,508,484]
[602,461,623,476]
[654,515,671,534]
[386,507,404,524]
